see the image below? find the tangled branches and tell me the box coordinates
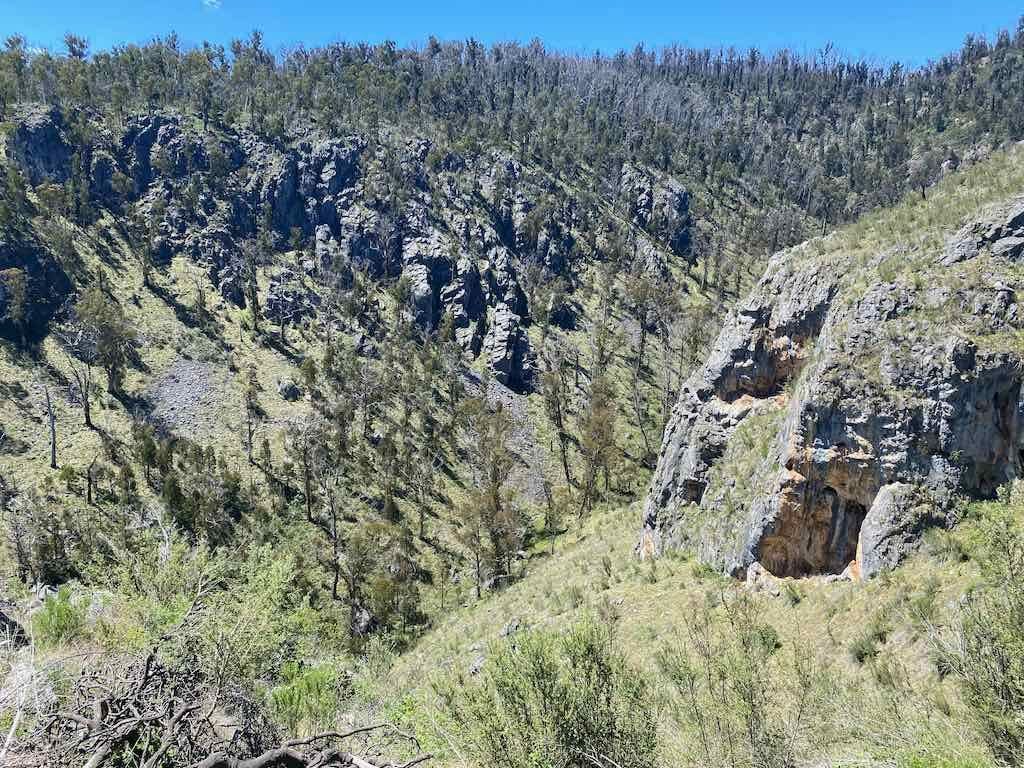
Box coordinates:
[18,647,428,768]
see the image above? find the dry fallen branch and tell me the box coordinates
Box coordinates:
[17,646,428,768]
[190,724,430,768]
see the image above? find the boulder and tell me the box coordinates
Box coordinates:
[276,378,302,401]
[468,654,487,676]
[500,617,521,637]
[350,604,377,637]
[745,561,781,597]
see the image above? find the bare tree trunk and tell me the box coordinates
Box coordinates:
[87,455,97,504]
[45,388,57,469]
[474,552,482,599]
[632,371,653,467]
[330,494,340,601]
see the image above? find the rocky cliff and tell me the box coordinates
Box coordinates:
[3,105,692,392]
[641,187,1024,579]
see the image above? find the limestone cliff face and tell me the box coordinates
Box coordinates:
[641,195,1024,578]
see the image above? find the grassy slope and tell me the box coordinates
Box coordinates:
[0,210,313,502]
[380,501,984,765]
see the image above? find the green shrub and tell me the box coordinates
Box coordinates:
[657,594,832,768]
[922,527,969,564]
[849,618,889,665]
[691,561,717,580]
[269,662,341,735]
[946,511,1024,764]
[783,582,803,607]
[58,465,78,492]
[439,616,657,768]
[32,586,86,647]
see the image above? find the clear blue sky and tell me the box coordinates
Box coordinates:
[2,0,1022,66]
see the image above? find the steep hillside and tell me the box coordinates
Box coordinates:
[4,23,1024,768]
[0,100,701,546]
[371,141,1024,768]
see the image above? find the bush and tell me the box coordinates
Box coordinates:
[849,617,889,665]
[783,582,803,606]
[922,527,969,564]
[657,594,832,768]
[439,616,657,768]
[947,511,1024,764]
[32,586,86,647]
[269,662,341,735]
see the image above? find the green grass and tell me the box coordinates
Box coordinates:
[377,500,988,765]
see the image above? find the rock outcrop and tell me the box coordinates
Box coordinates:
[7,105,73,186]
[0,235,71,343]
[942,197,1024,265]
[483,304,535,392]
[621,164,692,260]
[641,196,1024,579]
[4,105,692,390]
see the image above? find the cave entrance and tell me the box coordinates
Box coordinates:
[759,486,867,577]
[817,489,867,574]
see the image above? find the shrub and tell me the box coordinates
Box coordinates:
[691,561,717,580]
[439,616,657,768]
[849,618,889,665]
[32,586,86,647]
[58,465,78,492]
[783,582,803,607]
[269,662,341,735]
[922,527,968,564]
[946,511,1024,764]
[657,594,832,768]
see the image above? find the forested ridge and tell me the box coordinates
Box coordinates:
[3,17,1024,768]
[4,21,1024,242]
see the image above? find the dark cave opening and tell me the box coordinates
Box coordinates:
[759,486,868,578]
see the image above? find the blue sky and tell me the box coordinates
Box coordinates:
[2,0,1022,66]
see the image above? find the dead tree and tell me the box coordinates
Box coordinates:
[59,326,98,429]
[45,387,57,469]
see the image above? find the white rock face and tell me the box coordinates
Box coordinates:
[642,196,1024,579]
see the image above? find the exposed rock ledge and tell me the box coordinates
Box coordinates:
[640,196,1024,579]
